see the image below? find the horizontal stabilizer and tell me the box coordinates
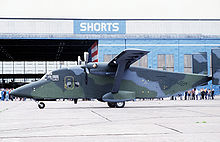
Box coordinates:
[212,48,220,85]
[192,52,207,75]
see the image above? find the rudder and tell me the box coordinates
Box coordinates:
[211,48,220,85]
[192,52,208,75]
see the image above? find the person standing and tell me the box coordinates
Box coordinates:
[211,89,215,100]
[1,89,4,101]
[188,90,191,100]
[5,88,10,101]
[184,91,188,100]
[204,88,208,100]
[1,89,6,101]
[208,89,211,100]
[192,88,195,100]
[195,88,199,100]
[9,89,14,101]
[201,88,205,100]
[179,93,183,100]
[0,89,1,100]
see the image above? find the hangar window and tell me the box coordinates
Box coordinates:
[157,54,174,72]
[184,54,192,73]
[104,54,117,62]
[132,55,148,68]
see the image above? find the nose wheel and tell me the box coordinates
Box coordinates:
[38,102,45,109]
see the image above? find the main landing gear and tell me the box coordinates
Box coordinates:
[107,101,125,108]
[38,102,45,109]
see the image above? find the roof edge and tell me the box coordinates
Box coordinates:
[1,17,220,21]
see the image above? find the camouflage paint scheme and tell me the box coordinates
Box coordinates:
[212,48,220,85]
[13,48,220,107]
[11,62,211,101]
[192,52,208,75]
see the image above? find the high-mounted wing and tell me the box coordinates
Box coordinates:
[108,49,149,94]
[108,49,149,68]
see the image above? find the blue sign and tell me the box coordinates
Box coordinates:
[74,20,126,34]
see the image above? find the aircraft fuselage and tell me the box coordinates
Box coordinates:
[11,63,211,101]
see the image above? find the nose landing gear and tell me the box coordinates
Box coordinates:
[38,102,45,109]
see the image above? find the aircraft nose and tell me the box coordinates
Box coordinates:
[11,85,33,98]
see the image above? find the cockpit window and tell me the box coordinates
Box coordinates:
[52,75,59,81]
[41,72,59,81]
[75,81,80,87]
[41,72,51,80]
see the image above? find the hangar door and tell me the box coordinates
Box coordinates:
[0,39,98,88]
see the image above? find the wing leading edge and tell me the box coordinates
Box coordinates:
[108,49,149,68]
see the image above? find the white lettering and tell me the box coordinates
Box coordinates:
[87,23,93,31]
[112,23,119,31]
[101,23,107,31]
[80,23,87,31]
[106,23,112,31]
[94,23,100,31]
[80,22,120,32]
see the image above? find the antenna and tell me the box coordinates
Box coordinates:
[84,52,89,64]
[77,56,82,65]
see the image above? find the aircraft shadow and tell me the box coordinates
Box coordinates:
[45,105,219,110]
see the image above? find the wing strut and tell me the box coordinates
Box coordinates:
[109,49,149,94]
[111,61,126,93]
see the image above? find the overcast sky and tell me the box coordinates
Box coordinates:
[1,0,220,19]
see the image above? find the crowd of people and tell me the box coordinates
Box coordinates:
[172,88,215,100]
[0,88,13,101]
[0,88,26,101]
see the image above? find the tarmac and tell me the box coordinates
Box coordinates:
[0,97,220,142]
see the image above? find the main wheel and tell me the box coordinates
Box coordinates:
[38,102,45,109]
[107,102,116,108]
[115,101,125,108]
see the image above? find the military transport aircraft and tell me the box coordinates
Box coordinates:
[11,48,220,109]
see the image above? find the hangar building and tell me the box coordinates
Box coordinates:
[0,18,220,91]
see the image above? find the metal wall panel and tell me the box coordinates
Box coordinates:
[126,21,220,35]
[0,20,73,34]
[103,55,113,62]
[1,19,220,37]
